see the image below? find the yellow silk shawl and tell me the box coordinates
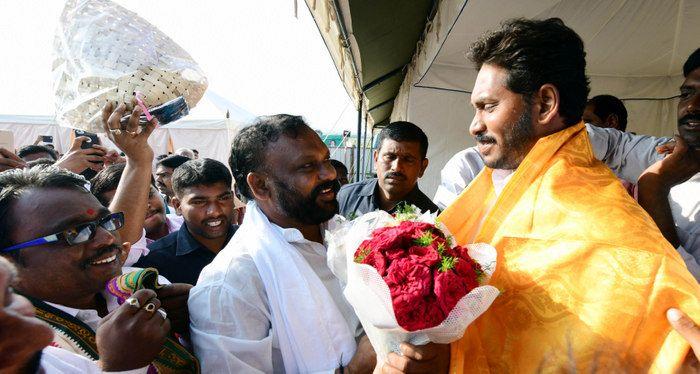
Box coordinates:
[439,122,700,373]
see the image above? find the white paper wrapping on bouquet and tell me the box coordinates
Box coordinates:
[53,0,208,133]
[326,211,500,364]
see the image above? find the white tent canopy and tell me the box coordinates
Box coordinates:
[0,90,255,165]
[391,0,699,196]
[0,115,245,166]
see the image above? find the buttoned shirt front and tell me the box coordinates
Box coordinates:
[337,178,440,219]
[135,223,238,285]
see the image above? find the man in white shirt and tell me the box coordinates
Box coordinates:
[189,114,376,373]
[637,48,700,277]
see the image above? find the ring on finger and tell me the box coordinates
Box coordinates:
[157,308,167,319]
[109,129,122,136]
[144,302,157,313]
[125,297,140,308]
[126,128,141,137]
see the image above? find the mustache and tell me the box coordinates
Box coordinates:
[475,134,497,144]
[679,114,700,126]
[384,172,406,180]
[311,179,340,198]
[82,244,121,268]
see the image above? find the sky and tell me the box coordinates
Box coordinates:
[0,0,357,134]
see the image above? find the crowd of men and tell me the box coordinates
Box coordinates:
[0,17,699,373]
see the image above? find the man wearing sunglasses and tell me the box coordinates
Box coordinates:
[0,102,198,371]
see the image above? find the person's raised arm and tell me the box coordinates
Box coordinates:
[637,135,700,248]
[101,102,156,245]
[586,124,669,183]
[54,136,107,174]
[0,148,25,172]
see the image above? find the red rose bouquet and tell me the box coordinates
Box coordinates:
[326,206,498,362]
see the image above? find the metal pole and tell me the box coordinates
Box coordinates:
[356,97,362,182]
[362,111,369,179]
[369,127,375,177]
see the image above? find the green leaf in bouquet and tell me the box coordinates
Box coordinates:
[414,230,435,246]
[354,246,372,263]
[394,202,419,221]
[439,256,457,272]
[436,242,446,256]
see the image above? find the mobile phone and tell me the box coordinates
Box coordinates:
[74,130,103,173]
[74,129,101,149]
[41,135,53,143]
[0,130,14,150]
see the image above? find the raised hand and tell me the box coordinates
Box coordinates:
[101,101,156,164]
[0,148,25,172]
[642,135,700,189]
[54,136,107,174]
[100,100,157,244]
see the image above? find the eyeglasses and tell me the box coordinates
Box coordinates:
[0,212,125,253]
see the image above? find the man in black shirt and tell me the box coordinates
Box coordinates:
[136,158,238,284]
[337,121,439,218]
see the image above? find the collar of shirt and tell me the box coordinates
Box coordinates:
[175,223,236,256]
[364,178,424,212]
[44,292,120,331]
[491,169,515,197]
[166,214,184,233]
[270,221,330,255]
[145,215,184,246]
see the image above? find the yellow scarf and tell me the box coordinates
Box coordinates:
[440,122,700,373]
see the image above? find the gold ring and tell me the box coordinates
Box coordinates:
[125,297,140,308]
[144,302,157,313]
[157,308,167,319]
[109,129,122,136]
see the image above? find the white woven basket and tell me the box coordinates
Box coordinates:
[53,0,208,132]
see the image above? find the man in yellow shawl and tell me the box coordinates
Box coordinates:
[381,18,700,373]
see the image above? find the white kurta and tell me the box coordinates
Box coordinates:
[188,211,362,373]
[40,346,147,374]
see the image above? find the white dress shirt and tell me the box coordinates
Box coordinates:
[41,346,147,374]
[41,268,169,372]
[435,124,700,279]
[189,222,362,373]
[45,268,169,331]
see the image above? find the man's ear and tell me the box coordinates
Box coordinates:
[373,149,379,163]
[533,84,561,131]
[247,172,272,201]
[418,158,429,178]
[171,196,182,215]
[606,114,620,130]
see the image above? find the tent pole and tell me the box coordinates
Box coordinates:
[362,111,368,179]
[356,97,362,182]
